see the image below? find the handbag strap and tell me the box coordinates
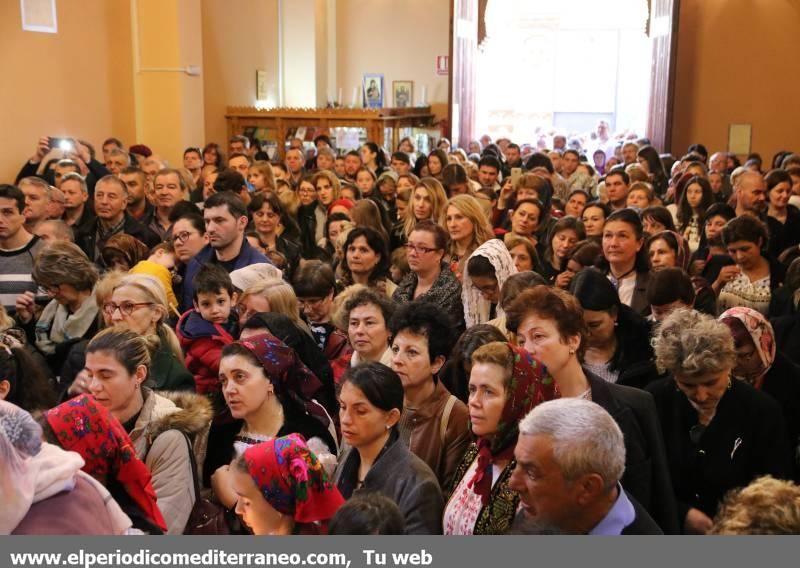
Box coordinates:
[181,432,202,499]
[440,395,457,445]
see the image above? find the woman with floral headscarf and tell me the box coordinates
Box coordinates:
[0,400,133,535]
[209,333,338,511]
[719,307,800,474]
[462,239,517,328]
[443,342,558,534]
[42,395,167,534]
[231,434,344,535]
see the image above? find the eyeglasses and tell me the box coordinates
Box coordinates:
[172,231,197,244]
[404,243,439,255]
[298,297,326,309]
[103,302,154,316]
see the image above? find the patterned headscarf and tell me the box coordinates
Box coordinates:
[462,239,518,327]
[238,333,332,433]
[719,307,776,387]
[45,395,166,532]
[243,434,344,524]
[651,230,691,270]
[468,344,559,504]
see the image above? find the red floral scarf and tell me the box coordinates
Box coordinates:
[243,433,344,525]
[468,344,559,505]
[45,395,167,532]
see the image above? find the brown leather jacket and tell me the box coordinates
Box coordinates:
[398,380,471,489]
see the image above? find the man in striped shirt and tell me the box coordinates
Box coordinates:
[0,184,44,314]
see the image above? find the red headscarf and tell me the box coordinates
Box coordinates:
[468,344,559,505]
[45,395,167,532]
[238,332,332,433]
[243,434,344,526]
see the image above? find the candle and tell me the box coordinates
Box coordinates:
[351,87,358,108]
[338,88,342,106]
[421,85,428,106]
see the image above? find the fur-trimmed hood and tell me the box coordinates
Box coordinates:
[130,388,213,475]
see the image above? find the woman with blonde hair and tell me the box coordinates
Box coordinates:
[351,199,389,243]
[394,178,448,248]
[313,170,341,209]
[275,179,299,217]
[248,160,277,194]
[237,278,311,336]
[445,194,494,280]
[104,274,194,392]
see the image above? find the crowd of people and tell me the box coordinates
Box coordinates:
[2,124,800,536]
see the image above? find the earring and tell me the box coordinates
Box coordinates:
[569,348,576,355]
[727,377,733,389]
[385,425,390,430]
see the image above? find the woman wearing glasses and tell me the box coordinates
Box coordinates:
[103,274,194,392]
[392,221,464,333]
[16,242,100,375]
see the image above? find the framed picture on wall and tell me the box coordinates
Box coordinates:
[393,81,413,108]
[363,73,384,109]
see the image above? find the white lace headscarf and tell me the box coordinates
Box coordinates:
[462,239,518,328]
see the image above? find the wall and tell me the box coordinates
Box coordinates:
[672,0,800,161]
[201,0,279,148]
[0,0,135,183]
[335,0,450,122]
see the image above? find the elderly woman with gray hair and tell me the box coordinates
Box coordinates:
[647,309,793,534]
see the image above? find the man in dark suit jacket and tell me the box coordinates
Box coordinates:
[75,175,160,264]
[509,398,663,535]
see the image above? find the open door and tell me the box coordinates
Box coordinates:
[646,0,681,152]
[449,0,478,148]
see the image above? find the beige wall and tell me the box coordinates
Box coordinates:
[335,0,450,121]
[672,0,800,161]
[201,0,279,149]
[0,0,135,182]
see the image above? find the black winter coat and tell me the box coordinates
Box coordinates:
[646,377,792,527]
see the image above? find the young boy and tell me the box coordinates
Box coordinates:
[176,264,238,399]
[130,242,180,316]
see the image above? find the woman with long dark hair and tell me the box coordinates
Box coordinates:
[360,142,388,176]
[338,227,395,296]
[637,145,668,197]
[334,363,443,534]
[675,176,714,253]
[765,168,800,258]
[568,267,660,388]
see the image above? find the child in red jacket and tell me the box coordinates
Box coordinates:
[177,264,238,411]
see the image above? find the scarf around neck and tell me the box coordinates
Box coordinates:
[468,344,558,505]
